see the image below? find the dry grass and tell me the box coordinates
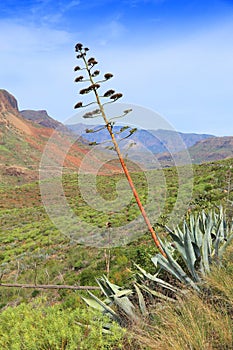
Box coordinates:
[130,247,233,350]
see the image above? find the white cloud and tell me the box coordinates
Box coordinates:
[0,20,73,53]
[0,20,77,119]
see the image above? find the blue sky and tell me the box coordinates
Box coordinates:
[1,0,233,135]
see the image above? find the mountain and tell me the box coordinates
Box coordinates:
[188,136,233,163]
[158,136,233,166]
[20,109,69,133]
[149,129,214,153]
[1,89,232,182]
[0,90,120,184]
[66,122,214,154]
[67,122,233,167]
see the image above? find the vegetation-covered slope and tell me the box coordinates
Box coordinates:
[0,89,122,185]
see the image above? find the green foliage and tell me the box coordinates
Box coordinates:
[0,158,233,325]
[0,297,125,350]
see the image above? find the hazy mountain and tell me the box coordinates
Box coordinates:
[188,136,233,163]
[158,136,233,166]
[149,129,215,153]
[2,89,232,180]
[66,122,215,154]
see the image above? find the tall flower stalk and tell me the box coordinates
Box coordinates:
[73,43,166,258]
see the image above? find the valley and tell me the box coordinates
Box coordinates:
[0,89,233,349]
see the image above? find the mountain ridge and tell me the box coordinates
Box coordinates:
[1,89,233,180]
[0,89,122,184]
[66,122,215,154]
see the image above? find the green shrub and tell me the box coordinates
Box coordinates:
[0,297,125,350]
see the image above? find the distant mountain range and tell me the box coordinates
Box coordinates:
[1,88,233,181]
[66,122,233,167]
[66,122,214,154]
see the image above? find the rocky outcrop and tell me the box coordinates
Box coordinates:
[20,109,66,131]
[0,89,18,113]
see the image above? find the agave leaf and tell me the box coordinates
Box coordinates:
[184,230,201,282]
[153,247,200,291]
[137,283,175,302]
[85,291,120,323]
[184,220,195,242]
[82,296,106,312]
[114,289,133,298]
[199,211,206,233]
[135,264,181,293]
[175,225,184,241]
[113,295,138,321]
[219,234,233,258]
[202,223,211,274]
[213,216,224,259]
[152,255,183,282]
[167,229,187,260]
[134,283,148,316]
[192,241,201,260]
[96,276,121,297]
[194,217,203,248]
[134,263,159,281]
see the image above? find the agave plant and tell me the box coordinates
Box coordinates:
[82,274,179,326]
[83,207,233,326]
[82,275,138,326]
[151,206,233,291]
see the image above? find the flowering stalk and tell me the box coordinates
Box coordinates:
[74,43,166,258]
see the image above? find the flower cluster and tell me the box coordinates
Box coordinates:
[73,42,123,108]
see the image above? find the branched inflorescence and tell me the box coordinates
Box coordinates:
[73,42,166,257]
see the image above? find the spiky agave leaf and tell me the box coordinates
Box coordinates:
[154,206,233,292]
[134,283,148,316]
[82,292,121,323]
[134,264,181,294]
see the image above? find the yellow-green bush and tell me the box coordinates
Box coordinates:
[0,297,125,350]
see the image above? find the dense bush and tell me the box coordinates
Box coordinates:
[0,298,125,350]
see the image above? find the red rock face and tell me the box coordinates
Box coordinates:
[0,89,18,113]
[0,89,122,182]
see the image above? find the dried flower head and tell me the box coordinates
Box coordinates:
[83,112,92,118]
[75,43,83,51]
[74,102,83,108]
[124,109,132,114]
[87,57,98,66]
[103,89,115,97]
[92,70,100,77]
[74,66,81,71]
[74,76,84,82]
[83,109,101,118]
[88,83,100,90]
[84,47,89,52]
[110,93,123,100]
[79,88,90,95]
[104,73,113,80]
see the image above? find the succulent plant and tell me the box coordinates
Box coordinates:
[84,206,233,327]
[151,206,233,291]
